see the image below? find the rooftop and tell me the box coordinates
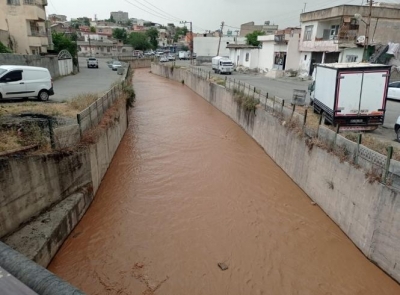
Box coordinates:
[318,62,391,69]
[226,44,259,49]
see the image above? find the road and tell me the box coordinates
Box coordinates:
[51,58,123,102]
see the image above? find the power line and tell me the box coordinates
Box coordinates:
[48,0,58,14]
[136,0,183,22]
[123,0,177,22]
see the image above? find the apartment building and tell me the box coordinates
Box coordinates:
[299,4,400,76]
[0,0,50,54]
[111,11,129,23]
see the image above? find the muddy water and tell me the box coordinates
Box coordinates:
[48,69,400,295]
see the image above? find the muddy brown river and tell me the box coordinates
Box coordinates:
[48,69,400,294]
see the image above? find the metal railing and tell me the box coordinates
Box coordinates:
[186,65,400,190]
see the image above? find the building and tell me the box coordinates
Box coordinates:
[227,44,259,69]
[257,27,301,72]
[240,21,278,37]
[48,14,67,23]
[193,36,246,57]
[77,38,132,56]
[0,0,51,54]
[299,4,400,76]
[111,11,129,22]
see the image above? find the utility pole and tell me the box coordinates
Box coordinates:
[190,21,193,65]
[303,2,307,13]
[88,34,92,56]
[364,0,373,61]
[217,21,225,56]
[235,30,239,44]
[180,20,193,65]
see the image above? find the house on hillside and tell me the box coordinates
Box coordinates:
[227,44,259,69]
[299,4,400,76]
[257,27,301,73]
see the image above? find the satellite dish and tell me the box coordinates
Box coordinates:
[357,36,366,44]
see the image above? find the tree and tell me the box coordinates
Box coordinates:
[173,26,188,43]
[146,27,159,49]
[109,15,115,23]
[113,28,128,43]
[127,32,151,51]
[83,17,90,26]
[52,32,78,64]
[0,41,11,53]
[245,30,265,46]
[90,26,96,33]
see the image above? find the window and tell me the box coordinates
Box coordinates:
[304,25,313,41]
[245,53,249,62]
[330,25,340,40]
[304,55,308,61]
[7,0,20,5]
[346,55,358,62]
[1,71,23,82]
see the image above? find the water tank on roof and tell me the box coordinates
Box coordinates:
[264,21,270,25]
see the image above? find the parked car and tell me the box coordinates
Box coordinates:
[160,56,169,63]
[0,65,54,100]
[87,57,99,68]
[387,81,400,101]
[168,54,176,61]
[111,61,123,71]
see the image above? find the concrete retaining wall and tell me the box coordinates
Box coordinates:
[151,63,400,283]
[0,102,128,268]
[0,53,61,79]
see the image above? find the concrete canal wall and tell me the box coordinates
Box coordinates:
[151,63,400,284]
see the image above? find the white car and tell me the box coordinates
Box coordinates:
[388,81,400,101]
[0,65,54,100]
[160,56,169,63]
[111,61,123,71]
[168,54,176,61]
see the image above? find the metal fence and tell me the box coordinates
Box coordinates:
[76,64,131,136]
[187,65,400,190]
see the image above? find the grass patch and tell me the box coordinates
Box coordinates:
[67,93,99,111]
[232,88,260,113]
[0,101,76,118]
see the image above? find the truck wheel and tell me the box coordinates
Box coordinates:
[38,90,49,101]
[397,129,400,142]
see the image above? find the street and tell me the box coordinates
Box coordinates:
[51,57,123,102]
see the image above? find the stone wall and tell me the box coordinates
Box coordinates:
[151,63,400,284]
[0,53,60,79]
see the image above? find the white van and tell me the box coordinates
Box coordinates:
[0,65,54,100]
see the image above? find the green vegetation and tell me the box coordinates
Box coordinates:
[90,26,96,33]
[146,27,159,49]
[232,88,260,112]
[52,32,77,64]
[245,30,265,47]
[113,28,128,43]
[127,32,151,50]
[0,41,12,53]
[174,26,188,42]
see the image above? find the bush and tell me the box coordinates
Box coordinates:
[123,85,136,108]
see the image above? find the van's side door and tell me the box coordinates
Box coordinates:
[0,70,25,98]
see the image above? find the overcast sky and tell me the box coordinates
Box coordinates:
[47,0,366,32]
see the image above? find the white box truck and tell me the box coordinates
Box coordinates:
[313,63,391,130]
[179,51,190,60]
[212,56,234,75]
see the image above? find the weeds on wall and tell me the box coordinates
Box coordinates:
[232,88,260,113]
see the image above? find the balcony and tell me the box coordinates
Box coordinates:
[23,2,46,20]
[300,40,338,52]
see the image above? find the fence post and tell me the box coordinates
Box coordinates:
[334,124,340,146]
[281,99,285,114]
[89,105,93,128]
[383,146,393,184]
[48,119,56,150]
[355,134,362,165]
[303,109,308,133]
[317,115,323,139]
[77,114,82,138]
[290,103,296,121]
